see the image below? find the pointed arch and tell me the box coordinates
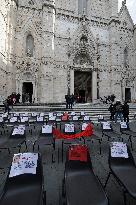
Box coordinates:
[26,34,34,57]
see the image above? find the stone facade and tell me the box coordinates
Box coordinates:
[0,0,136,103]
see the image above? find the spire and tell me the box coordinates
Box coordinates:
[122,0,126,6]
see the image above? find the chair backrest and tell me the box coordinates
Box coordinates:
[0,154,43,205]
[109,144,135,169]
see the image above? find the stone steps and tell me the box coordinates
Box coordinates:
[0,103,136,121]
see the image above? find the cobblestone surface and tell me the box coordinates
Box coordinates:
[0,121,136,205]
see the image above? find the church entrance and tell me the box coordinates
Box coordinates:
[22,82,33,103]
[125,88,131,102]
[74,71,92,103]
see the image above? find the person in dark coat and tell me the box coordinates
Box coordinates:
[3,99,10,114]
[114,100,123,123]
[122,101,129,122]
[108,103,115,121]
[65,95,69,109]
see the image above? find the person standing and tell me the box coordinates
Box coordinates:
[114,100,123,123]
[108,103,115,121]
[122,101,129,122]
[3,99,10,114]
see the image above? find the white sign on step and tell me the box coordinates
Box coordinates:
[42,125,52,134]
[120,122,128,129]
[49,116,56,121]
[82,123,88,131]
[37,116,43,122]
[102,122,111,130]
[84,116,90,121]
[111,142,128,158]
[20,117,29,122]
[10,117,17,123]
[65,124,74,133]
[73,116,78,121]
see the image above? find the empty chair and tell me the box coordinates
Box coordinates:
[62,144,109,205]
[105,142,136,204]
[0,153,46,205]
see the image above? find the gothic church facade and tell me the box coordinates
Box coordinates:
[0,0,136,103]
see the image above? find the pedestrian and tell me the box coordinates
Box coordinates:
[65,95,68,109]
[3,99,10,114]
[108,103,115,121]
[114,100,123,122]
[122,101,129,122]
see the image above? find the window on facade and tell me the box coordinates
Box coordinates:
[78,0,87,15]
[124,47,129,68]
[26,34,34,57]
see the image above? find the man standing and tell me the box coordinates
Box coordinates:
[122,101,129,122]
[108,103,115,121]
[114,100,123,123]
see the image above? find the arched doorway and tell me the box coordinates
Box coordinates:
[22,82,33,103]
[74,71,92,103]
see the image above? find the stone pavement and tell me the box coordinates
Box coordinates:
[0,121,136,205]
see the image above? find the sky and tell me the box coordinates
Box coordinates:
[118,0,136,24]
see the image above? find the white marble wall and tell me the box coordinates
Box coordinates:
[0,0,136,103]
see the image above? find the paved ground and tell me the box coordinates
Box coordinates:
[0,120,136,205]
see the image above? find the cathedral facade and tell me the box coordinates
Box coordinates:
[0,0,136,103]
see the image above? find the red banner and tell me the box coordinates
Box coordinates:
[53,123,93,140]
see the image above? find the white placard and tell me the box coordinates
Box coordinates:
[73,116,78,121]
[71,112,75,116]
[2,112,8,118]
[9,153,38,178]
[81,111,85,116]
[20,117,29,122]
[32,112,37,117]
[98,115,104,120]
[102,122,111,130]
[13,113,19,117]
[12,127,25,136]
[49,112,54,117]
[65,124,74,133]
[22,113,28,117]
[0,117,3,122]
[37,116,44,122]
[120,122,128,129]
[49,116,56,121]
[82,123,88,131]
[42,125,52,134]
[111,142,128,158]
[57,113,62,117]
[84,116,90,121]
[10,117,17,123]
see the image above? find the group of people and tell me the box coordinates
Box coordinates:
[100,94,116,104]
[3,92,21,113]
[108,100,129,122]
[65,94,75,109]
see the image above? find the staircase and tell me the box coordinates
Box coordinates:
[0,103,136,122]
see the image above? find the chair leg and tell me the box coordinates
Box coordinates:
[104,172,112,188]
[123,191,127,205]
[98,139,101,155]
[128,135,133,150]
[62,141,64,163]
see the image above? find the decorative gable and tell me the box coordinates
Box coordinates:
[119,2,134,30]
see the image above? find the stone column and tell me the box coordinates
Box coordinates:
[92,57,98,102]
[92,70,97,102]
[70,68,74,94]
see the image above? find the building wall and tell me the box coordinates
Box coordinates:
[0,0,136,103]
